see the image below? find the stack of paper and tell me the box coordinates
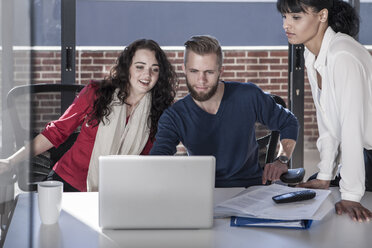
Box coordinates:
[214,184,333,229]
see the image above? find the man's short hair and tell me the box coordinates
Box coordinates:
[184,35,223,68]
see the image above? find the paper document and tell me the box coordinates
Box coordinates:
[214,184,332,220]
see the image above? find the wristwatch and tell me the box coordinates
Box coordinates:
[274,155,289,165]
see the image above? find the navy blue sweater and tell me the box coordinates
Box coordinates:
[150,82,299,187]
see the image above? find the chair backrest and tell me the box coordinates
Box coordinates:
[7,83,85,149]
[6,83,85,191]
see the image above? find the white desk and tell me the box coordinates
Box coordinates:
[3,187,372,248]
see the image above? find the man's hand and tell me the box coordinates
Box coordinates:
[262,160,288,184]
[335,200,372,222]
[296,179,330,189]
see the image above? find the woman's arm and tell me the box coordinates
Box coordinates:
[1,84,95,173]
[332,52,371,222]
[0,134,53,173]
[333,52,366,202]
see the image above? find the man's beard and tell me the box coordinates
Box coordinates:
[186,77,219,102]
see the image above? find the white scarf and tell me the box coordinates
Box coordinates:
[86,91,151,191]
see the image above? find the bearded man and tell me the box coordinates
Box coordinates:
[150,35,299,187]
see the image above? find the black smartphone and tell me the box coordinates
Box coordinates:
[272,190,316,204]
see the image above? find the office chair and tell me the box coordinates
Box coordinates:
[7,83,85,191]
[257,94,305,185]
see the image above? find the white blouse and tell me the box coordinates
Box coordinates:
[304,27,372,202]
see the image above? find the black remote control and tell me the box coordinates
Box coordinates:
[272,190,316,204]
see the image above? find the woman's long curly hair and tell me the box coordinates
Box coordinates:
[88,39,177,140]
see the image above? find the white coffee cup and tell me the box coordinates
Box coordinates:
[38,181,63,225]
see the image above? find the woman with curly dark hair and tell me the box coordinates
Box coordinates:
[277,0,372,222]
[0,39,177,192]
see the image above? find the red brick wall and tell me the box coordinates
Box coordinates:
[16,48,370,148]
[23,48,317,147]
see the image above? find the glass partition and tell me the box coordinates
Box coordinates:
[1,0,32,245]
[1,0,61,246]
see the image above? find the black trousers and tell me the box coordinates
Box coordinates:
[309,149,372,192]
[45,170,80,192]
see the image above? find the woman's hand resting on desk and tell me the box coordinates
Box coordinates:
[336,200,371,222]
[297,179,371,222]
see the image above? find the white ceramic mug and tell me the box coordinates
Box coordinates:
[38,181,63,225]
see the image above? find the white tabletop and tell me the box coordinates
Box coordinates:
[3,187,372,248]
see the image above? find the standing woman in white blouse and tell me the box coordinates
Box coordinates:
[277,0,372,222]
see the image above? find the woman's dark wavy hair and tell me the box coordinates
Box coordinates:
[276,0,359,38]
[88,39,177,140]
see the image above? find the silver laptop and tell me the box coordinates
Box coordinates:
[98,155,215,229]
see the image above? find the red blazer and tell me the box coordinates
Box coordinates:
[41,84,153,191]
